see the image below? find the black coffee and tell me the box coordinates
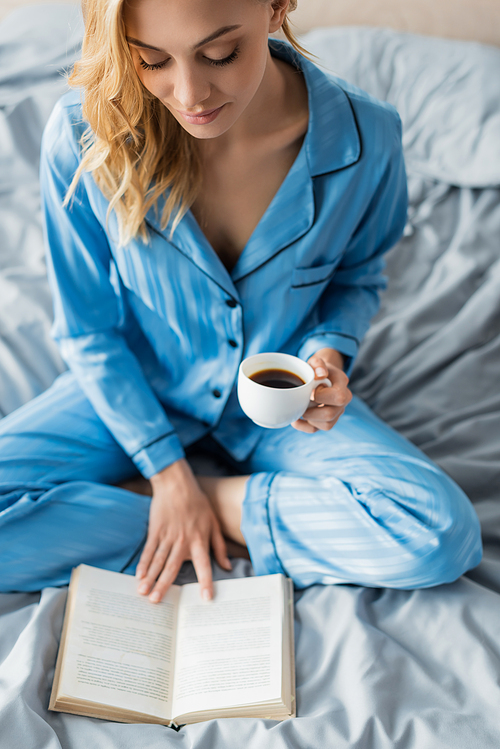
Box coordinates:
[250,368,305,389]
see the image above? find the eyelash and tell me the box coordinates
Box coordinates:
[139,45,240,72]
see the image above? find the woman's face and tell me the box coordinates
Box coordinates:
[123,0,282,139]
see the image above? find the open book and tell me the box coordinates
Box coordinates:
[49,564,295,726]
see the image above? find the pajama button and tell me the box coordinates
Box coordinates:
[212,389,222,398]
[226,299,237,308]
[228,339,238,348]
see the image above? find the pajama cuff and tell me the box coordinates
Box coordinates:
[131,432,185,479]
[241,472,286,577]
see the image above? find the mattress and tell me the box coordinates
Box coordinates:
[0,7,499,748]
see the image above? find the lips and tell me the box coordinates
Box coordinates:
[180,106,220,117]
[177,105,225,125]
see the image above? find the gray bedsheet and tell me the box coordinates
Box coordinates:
[1,8,499,748]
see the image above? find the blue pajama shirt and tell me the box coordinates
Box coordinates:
[0,40,482,591]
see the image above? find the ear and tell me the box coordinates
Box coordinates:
[268,0,290,34]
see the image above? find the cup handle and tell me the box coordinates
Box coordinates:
[314,377,332,389]
[310,377,332,401]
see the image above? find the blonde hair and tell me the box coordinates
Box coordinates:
[66,0,306,245]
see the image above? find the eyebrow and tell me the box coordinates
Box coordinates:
[126,24,242,54]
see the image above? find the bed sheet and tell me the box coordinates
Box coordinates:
[0,8,499,749]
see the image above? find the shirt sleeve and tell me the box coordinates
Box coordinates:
[297,116,408,375]
[40,101,185,478]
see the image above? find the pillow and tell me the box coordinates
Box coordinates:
[301,26,500,187]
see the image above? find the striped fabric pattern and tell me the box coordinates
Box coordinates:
[241,397,482,588]
[40,40,407,478]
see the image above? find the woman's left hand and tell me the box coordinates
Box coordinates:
[291,348,352,433]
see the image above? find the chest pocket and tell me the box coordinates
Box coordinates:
[291,261,337,289]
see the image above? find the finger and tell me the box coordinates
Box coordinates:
[308,405,345,423]
[136,534,161,581]
[313,364,329,378]
[302,404,340,422]
[291,418,318,433]
[191,541,215,601]
[309,358,329,381]
[313,381,352,407]
[312,366,347,389]
[139,539,175,595]
[149,544,186,602]
[212,526,232,571]
[307,408,345,431]
[310,365,348,399]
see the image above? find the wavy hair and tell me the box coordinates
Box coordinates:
[65,0,306,245]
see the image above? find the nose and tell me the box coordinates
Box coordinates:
[173,62,211,110]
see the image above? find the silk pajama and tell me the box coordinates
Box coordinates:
[2,39,481,593]
[0,371,482,592]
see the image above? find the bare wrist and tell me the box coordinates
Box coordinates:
[150,458,193,490]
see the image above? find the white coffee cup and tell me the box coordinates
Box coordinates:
[237,352,332,429]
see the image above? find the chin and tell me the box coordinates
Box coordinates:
[176,116,236,140]
[188,125,233,140]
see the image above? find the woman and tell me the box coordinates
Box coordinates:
[0,0,482,601]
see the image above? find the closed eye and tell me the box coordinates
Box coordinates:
[139,57,168,71]
[138,45,240,72]
[208,45,240,67]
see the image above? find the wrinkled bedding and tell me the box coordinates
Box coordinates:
[0,8,499,748]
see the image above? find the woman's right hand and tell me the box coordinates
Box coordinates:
[135,458,231,603]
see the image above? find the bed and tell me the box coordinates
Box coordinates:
[1,2,499,747]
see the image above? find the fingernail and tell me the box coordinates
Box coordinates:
[138,583,149,594]
[316,367,327,377]
[136,569,143,579]
[224,557,232,570]
[150,591,161,603]
[202,588,212,601]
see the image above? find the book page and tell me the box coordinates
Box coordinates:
[59,565,178,720]
[282,578,295,716]
[172,574,284,718]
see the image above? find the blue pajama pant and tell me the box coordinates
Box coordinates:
[0,371,482,592]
